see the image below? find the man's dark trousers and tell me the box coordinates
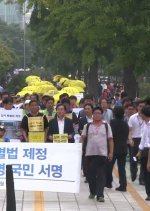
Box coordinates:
[141,149,150,197]
[129,138,144,182]
[87,156,107,197]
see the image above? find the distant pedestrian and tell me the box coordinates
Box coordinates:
[128,100,145,184]
[106,107,129,191]
[136,106,150,201]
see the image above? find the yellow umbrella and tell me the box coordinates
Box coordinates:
[61,87,79,94]
[17,90,33,96]
[69,80,86,88]
[25,75,41,84]
[53,75,63,82]
[59,77,69,86]
[22,86,38,92]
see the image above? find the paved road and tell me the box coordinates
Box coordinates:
[0,163,150,211]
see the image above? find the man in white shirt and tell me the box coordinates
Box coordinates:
[147,150,150,172]
[136,106,150,201]
[128,100,145,184]
[101,99,113,124]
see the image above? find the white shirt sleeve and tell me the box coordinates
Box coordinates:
[81,124,87,137]
[107,124,113,138]
[128,115,133,128]
[139,125,147,150]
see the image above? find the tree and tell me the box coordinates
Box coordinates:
[0,42,17,84]
[0,20,32,68]
[16,0,150,98]
[100,0,150,97]
[24,0,114,99]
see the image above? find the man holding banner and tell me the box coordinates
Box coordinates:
[21,100,48,142]
[47,104,75,143]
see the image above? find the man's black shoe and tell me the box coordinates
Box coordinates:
[84,179,88,183]
[97,197,105,202]
[131,173,137,182]
[131,167,138,182]
[88,193,95,199]
[145,196,150,201]
[139,180,145,186]
[105,184,112,189]
[115,186,126,192]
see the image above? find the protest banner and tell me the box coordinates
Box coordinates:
[47,116,54,122]
[0,143,82,193]
[29,132,45,143]
[53,134,68,143]
[28,117,44,132]
[0,109,23,142]
[65,113,72,119]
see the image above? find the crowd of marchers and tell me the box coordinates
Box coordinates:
[0,89,150,203]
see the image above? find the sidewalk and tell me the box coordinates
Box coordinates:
[0,163,150,211]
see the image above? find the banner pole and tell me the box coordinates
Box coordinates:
[6,165,16,211]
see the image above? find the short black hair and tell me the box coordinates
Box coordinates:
[84,103,94,111]
[56,103,66,111]
[113,106,124,120]
[69,95,77,101]
[42,95,51,100]
[3,97,13,105]
[24,93,30,100]
[141,106,150,117]
[46,96,54,103]
[136,99,145,106]
[59,93,69,100]
[124,103,135,109]
[61,98,70,105]
[29,100,39,106]
[121,92,128,99]
[115,93,120,97]
[93,106,103,114]
[79,98,84,104]
[84,94,93,101]
[30,93,39,101]
[144,97,150,106]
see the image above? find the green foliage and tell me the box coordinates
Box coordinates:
[15,0,150,77]
[6,73,27,93]
[0,42,17,76]
[0,20,32,68]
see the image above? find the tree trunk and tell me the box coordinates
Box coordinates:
[123,65,138,99]
[77,68,82,80]
[88,61,99,102]
[82,67,88,93]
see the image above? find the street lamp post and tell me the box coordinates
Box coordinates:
[23,1,26,71]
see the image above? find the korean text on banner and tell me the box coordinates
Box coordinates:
[53,134,68,143]
[0,143,82,193]
[29,132,45,143]
[0,108,23,142]
[28,117,44,132]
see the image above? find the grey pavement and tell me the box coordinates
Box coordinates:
[0,163,150,211]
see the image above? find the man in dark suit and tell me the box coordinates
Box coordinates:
[78,94,95,119]
[78,103,93,134]
[47,103,75,143]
